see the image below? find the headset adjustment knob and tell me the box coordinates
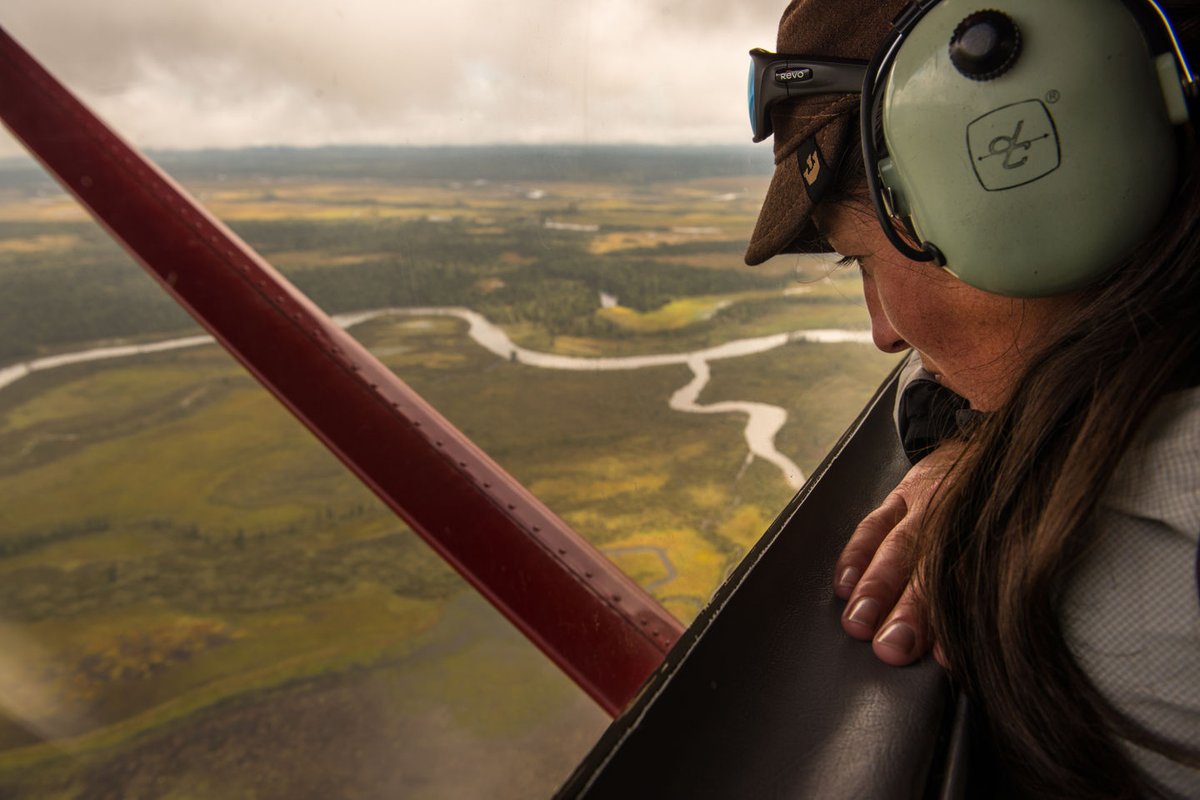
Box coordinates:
[949,10,1021,81]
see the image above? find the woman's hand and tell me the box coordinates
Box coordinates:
[833,442,963,667]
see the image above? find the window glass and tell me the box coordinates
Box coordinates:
[0,2,901,797]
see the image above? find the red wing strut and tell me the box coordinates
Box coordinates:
[0,26,682,716]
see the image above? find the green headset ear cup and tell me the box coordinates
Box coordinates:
[880,0,1183,297]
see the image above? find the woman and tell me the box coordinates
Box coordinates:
[747,0,1200,797]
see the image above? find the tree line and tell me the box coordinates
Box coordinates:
[0,215,784,363]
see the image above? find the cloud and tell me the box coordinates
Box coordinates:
[1,0,786,158]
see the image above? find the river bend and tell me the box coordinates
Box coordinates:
[1,307,873,489]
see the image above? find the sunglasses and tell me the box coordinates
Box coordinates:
[748,48,869,142]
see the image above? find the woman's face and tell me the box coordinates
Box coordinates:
[814,199,1073,410]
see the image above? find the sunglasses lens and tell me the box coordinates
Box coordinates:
[748,49,779,141]
[748,60,766,140]
[748,61,757,135]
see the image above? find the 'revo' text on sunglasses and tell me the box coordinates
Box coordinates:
[748,48,869,142]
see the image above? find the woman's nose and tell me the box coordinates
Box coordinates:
[863,278,910,353]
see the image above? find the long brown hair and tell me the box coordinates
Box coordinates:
[914,6,1200,796]
[921,150,1200,798]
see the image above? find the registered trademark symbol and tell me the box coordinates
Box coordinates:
[1045,90,1061,104]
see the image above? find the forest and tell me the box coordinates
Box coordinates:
[0,145,787,363]
[0,143,773,188]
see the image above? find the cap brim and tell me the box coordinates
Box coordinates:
[744,114,854,266]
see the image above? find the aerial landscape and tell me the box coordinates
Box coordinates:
[0,145,901,798]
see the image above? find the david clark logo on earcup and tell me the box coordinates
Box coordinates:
[967,100,1061,191]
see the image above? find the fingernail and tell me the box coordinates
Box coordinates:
[846,597,880,629]
[836,566,862,593]
[876,622,917,657]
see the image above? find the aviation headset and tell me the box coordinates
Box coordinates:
[862,0,1198,296]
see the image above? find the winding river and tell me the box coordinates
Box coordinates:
[0,307,872,489]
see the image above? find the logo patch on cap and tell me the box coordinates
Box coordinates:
[967,100,1061,191]
[796,138,833,201]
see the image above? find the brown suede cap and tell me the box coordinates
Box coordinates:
[744,0,910,266]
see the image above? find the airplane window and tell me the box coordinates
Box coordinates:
[0,2,902,797]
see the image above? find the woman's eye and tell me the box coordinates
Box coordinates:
[837,255,864,272]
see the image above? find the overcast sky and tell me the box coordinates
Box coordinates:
[1,0,786,160]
